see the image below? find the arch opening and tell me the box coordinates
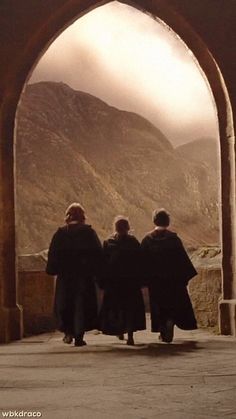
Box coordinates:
[15,1,223,336]
[17,1,220,251]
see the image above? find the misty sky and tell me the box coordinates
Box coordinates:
[30,1,218,146]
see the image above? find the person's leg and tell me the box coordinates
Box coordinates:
[149,287,162,333]
[158,288,175,343]
[73,292,87,346]
[61,307,74,344]
[74,332,87,346]
[63,333,73,344]
[127,331,134,345]
[117,334,124,340]
[160,319,174,343]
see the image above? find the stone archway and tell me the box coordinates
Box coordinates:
[0,0,235,342]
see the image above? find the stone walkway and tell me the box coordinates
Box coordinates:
[0,317,236,419]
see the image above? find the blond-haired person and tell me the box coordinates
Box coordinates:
[46,203,102,346]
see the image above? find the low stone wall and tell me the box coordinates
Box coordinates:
[188,268,222,330]
[18,253,56,336]
[18,251,222,336]
[189,247,222,331]
[18,271,56,336]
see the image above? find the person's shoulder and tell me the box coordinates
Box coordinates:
[81,224,100,239]
[125,234,140,249]
[167,230,182,242]
[141,231,154,247]
[63,223,96,237]
[105,234,116,244]
[73,223,93,233]
[49,226,67,245]
[85,225,97,235]
[142,230,155,240]
[57,225,67,233]
[165,229,178,239]
[165,230,185,249]
[53,226,67,237]
[128,234,140,243]
[103,235,117,249]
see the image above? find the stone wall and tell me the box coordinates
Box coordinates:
[188,269,221,331]
[18,254,56,336]
[188,247,222,331]
[18,253,222,336]
[18,271,56,336]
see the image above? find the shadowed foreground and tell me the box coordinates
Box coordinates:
[0,316,236,419]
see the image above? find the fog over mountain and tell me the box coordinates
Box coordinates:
[176,138,220,171]
[16,82,220,254]
[30,1,218,146]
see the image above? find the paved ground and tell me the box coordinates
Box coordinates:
[0,316,236,419]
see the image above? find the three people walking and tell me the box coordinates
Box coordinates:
[47,203,197,346]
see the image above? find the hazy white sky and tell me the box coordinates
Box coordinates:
[30,1,218,145]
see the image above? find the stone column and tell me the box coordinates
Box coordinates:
[218,100,236,336]
[0,97,23,343]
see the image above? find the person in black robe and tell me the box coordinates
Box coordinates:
[98,216,146,345]
[141,209,197,343]
[46,203,102,346]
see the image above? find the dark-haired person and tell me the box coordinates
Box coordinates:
[141,209,197,343]
[99,216,146,345]
[46,203,102,347]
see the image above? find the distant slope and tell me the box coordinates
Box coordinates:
[16,82,220,253]
[176,137,220,171]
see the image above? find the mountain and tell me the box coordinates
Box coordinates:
[16,82,220,254]
[176,137,220,171]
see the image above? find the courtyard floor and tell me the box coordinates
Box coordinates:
[0,316,236,419]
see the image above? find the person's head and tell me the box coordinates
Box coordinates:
[113,215,130,236]
[153,209,170,228]
[65,203,86,224]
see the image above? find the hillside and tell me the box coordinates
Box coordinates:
[16,82,220,253]
[176,137,220,171]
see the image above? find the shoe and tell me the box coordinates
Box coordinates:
[74,339,87,347]
[63,334,73,344]
[127,337,135,346]
[117,334,124,340]
[160,319,174,343]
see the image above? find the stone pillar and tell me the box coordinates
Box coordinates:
[219,300,236,335]
[0,98,23,343]
[218,96,236,336]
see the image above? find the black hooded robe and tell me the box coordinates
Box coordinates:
[99,235,146,335]
[46,224,102,337]
[141,229,197,332]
